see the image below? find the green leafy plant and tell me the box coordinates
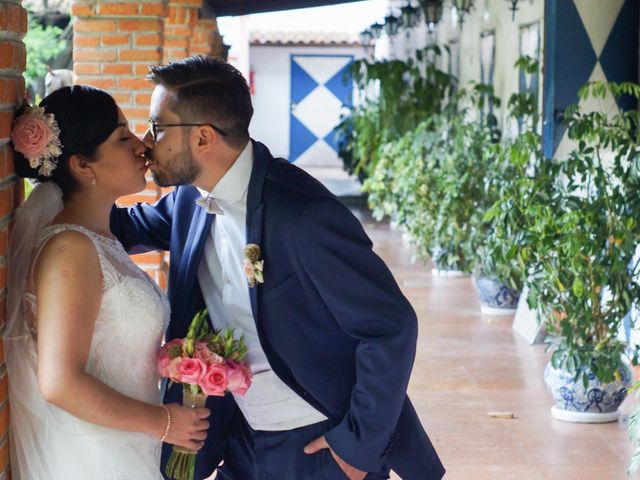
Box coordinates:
[365,83,500,272]
[524,81,640,386]
[480,56,543,289]
[23,13,67,90]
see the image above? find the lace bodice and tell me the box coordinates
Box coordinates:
[29,224,171,403]
[16,224,170,479]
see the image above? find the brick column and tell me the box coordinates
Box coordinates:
[190,17,223,57]
[0,0,28,476]
[71,0,169,288]
[163,0,201,63]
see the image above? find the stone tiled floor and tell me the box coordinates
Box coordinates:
[358,214,639,480]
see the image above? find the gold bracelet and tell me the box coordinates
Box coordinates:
[160,405,171,442]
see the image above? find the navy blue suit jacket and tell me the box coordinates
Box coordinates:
[111,141,444,479]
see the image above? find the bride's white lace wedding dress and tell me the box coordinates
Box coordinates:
[5,215,170,479]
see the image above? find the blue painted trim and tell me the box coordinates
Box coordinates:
[542,0,556,159]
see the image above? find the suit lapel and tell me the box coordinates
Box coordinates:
[246,203,264,319]
[245,140,271,321]
[178,206,213,310]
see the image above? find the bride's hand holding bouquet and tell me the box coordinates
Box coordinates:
[158,309,252,480]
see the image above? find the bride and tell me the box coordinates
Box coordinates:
[4,85,210,479]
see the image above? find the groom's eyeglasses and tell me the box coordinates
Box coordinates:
[148,119,229,142]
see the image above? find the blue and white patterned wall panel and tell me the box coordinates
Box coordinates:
[543,0,638,158]
[289,54,353,164]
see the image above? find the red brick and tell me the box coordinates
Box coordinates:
[140,3,167,16]
[0,42,14,70]
[74,62,100,75]
[132,120,149,135]
[163,37,188,49]
[0,111,12,139]
[124,106,152,119]
[0,227,7,255]
[13,42,25,71]
[4,3,26,34]
[97,3,139,15]
[74,19,117,33]
[119,49,162,62]
[164,48,189,62]
[168,0,201,6]
[135,92,152,104]
[119,20,163,32]
[74,35,100,48]
[164,26,192,37]
[135,33,163,47]
[111,92,132,104]
[101,34,130,46]
[102,63,132,75]
[1,147,14,178]
[80,77,116,90]
[0,78,18,104]
[70,3,96,16]
[73,48,117,62]
[135,64,154,76]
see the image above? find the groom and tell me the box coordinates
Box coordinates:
[111,55,444,480]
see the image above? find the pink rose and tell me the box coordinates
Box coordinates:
[225,360,252,396]
[176,357,207,385]
[167,357,182,381]
[11,114,53,158]
[199,364,228,396]
[194,342,224,366]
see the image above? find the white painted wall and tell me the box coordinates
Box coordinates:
[248,44,364,159]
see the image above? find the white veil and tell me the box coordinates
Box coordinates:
[3,181,64,479]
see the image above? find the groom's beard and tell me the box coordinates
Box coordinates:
[150,141,200,187]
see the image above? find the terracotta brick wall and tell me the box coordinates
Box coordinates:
[0,0,28,476]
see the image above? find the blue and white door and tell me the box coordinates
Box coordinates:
[289,54,353,166]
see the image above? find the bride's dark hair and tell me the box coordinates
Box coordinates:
[13,85,119,196]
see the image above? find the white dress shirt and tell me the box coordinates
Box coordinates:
[196,142,327,431]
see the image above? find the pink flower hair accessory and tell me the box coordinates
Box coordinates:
[11,105,63,177]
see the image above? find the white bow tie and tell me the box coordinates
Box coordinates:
[195,196,225,215]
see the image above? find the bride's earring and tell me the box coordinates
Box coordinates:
[91,176,96,188]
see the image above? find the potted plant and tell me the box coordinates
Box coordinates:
[471,58,542,313]
[525,81,640,422]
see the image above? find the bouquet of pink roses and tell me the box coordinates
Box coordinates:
[158,309,252,480]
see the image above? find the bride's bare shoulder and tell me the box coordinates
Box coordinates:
[34,229,101,281]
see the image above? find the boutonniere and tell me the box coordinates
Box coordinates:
[243,244,264,288]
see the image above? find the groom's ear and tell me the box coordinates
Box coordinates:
[195,125,217,152]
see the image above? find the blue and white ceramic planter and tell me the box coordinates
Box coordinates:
[473,276,520,315]
[543,361,633,423]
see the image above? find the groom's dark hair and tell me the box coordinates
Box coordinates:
[148,56,253,149]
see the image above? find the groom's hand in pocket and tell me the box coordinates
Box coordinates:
[161,403,210,451]
[304,435,367,480]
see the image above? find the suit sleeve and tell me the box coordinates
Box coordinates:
[110,189,177,254]
[294,199,418,472]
